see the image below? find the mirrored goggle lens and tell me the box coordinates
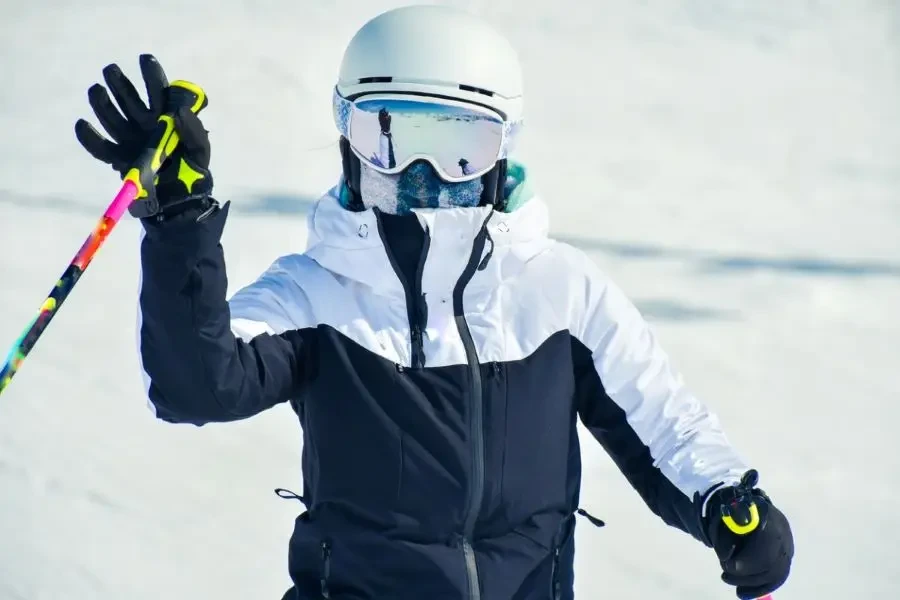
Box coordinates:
[342,95,506,182]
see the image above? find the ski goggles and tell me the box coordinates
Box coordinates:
[333,89,521,182]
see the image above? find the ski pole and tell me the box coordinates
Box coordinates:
[0,80,206,397]
[719,469,774,600]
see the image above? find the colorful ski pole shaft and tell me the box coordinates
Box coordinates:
[0,80,206,397]
[0,180,138,394]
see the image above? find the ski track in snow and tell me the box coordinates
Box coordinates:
[1,1,898,598]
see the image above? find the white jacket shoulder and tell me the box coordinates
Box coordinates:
[228,254,320,340]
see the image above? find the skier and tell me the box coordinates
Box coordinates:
[372,107,396,169]
[74,5,793,599]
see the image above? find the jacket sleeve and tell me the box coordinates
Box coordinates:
[572,261,748,544]
[137,201,315,426]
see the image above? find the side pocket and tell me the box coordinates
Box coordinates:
[320,540,332,599]
[549,514,577,600]
[549,546,562,600]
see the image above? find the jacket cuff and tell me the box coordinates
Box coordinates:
[140,198,229,251]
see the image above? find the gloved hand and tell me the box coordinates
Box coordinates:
[705,471,794,599]
[75,54,213,220]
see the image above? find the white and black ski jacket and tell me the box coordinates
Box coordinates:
[137,185,748,600]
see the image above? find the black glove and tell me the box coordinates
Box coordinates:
[75,54,213,220]
[705,470,794,599]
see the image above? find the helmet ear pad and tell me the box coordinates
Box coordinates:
[339,136,507,212]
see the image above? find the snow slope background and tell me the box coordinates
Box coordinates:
[0,0,898,598]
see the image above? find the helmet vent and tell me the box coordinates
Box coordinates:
[358,76,393,84]
[459,84,494,97]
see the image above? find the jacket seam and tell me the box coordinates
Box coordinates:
[569,333,704,535]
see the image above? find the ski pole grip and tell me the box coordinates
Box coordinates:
[122,80,208,201]
[722,499,760,535]
[720,469,765,536]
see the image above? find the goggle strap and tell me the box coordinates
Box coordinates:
[479,159,506,209]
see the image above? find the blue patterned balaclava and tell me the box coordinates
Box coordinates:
[358,160,484,215]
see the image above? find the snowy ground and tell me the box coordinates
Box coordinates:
[1,1,898,598]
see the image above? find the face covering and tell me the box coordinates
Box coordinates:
[359,160,484,215]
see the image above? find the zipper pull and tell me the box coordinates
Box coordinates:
[576,507,606,528]
[273,488,306,505]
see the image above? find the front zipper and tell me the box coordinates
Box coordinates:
[453,215,493,600]
[375,213,432,368]
[377,209,493,599]
[320,541,331,599]
[461,537,479,600]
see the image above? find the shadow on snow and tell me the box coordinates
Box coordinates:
[4,190,896,324]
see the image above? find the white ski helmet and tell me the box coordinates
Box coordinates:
[335,5,524,122]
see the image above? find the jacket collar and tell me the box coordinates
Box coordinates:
[304,180,551,298]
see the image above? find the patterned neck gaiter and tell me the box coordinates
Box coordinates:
[359,160,484,215]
